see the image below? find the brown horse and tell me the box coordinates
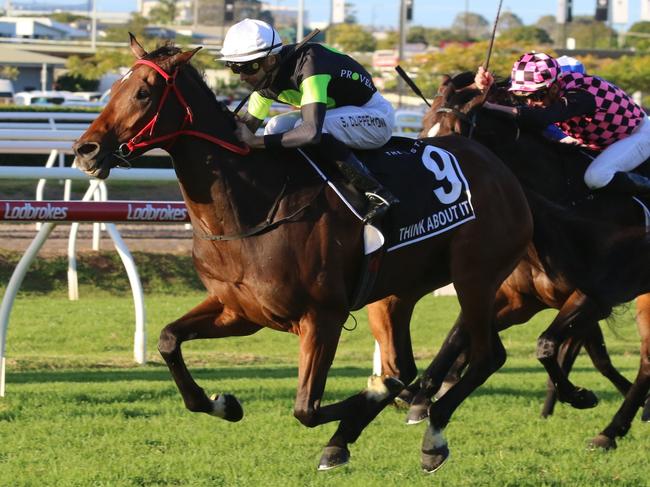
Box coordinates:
[71,38,532,471]
[411,72,650,453]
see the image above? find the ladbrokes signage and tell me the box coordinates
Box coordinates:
[2,202,68,220]
[0,201,189,222]
[126,203,187,221]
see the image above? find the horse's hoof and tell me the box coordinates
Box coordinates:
[588,434,617,451]
[421,445,450,474]
[208,393,243,422]
[317,446,350,471]
[406,403,429,425]
[565,387,598,409]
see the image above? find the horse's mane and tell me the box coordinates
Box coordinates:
[145,43,237,126]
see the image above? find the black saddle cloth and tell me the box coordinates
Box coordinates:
[353,137,477,251]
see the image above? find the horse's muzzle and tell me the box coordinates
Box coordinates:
[72,140,112,179]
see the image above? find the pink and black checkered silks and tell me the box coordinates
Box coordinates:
[557,72,646,150]
[509,53,561,92]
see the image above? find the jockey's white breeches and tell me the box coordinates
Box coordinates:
[584,116,650,189]
[263,91,395,149]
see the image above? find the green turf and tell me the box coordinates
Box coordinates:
[0,290,647,486]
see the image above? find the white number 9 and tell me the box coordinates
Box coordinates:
[420,145,463,205]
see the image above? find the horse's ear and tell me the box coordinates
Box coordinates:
[171,46,203,67]
[129,32,148,59]
[439,75,451,91]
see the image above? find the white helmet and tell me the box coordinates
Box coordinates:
[219,19,283,63]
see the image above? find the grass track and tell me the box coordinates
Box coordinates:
[0,291,648,486]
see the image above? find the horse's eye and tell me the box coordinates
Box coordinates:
[135,88,150,100]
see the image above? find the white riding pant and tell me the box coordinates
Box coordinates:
[263,91,395,149]
[584,116,650,188]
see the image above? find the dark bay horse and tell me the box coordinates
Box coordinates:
[412,72,650,453]
[71,38,532,471]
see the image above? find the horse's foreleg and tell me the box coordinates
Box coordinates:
[540,336,583,418]
[536,291,609,409]
[292,310,346,425]
[158,296,262,420]
[318,296,418,470]
[590,293,650,448]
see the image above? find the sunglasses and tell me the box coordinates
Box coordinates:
[511,88,549,102]
[226,61,262,75]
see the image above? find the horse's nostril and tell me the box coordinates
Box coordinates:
[75,141,100,158]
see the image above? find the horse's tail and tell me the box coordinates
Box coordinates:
[525,189,650,306]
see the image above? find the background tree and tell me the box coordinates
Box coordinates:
[259,10,274,27]
[397,40,553,98]
[278,26,296,44]
[535,14,557,43]
[326,23,376,52]
[496,11,524,34]
[49,12,87,23]
[500,26,553,44]
[566,16,616,49]
[376,30,399,50]
[0,66,19,80]
[597,55,650,95]
[344,2,357,24]
[104,14,150,42]
[406,25,430,45]
[623,21,650,51]
[450,12,490,40]
[149,0,177,25]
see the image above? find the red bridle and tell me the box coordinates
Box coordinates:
[118,58,250,157]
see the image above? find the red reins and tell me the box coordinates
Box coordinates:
[118,58,250,157]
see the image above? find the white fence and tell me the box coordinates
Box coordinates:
[0,167,183,397]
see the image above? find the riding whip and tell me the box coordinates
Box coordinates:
[395,65,431,107]
[484,0,504,71]
[233,28,321,115]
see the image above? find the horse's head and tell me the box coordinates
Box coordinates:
[73,34,203,179]
[421,72,523,143]
[421,72,485,138]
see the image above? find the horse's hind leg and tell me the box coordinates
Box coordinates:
[536,291,611,409]
[583,324,632,396]
[422,278,507,473]
[407,284,545,424]
[405,319,468,424]
[590,293,650,449]
[316,296,418,470]
[158,296,262,420]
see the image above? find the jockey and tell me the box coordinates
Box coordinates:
[219,18,399,222]
[475,52,650,195]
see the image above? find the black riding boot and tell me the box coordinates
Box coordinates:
[334,152,400,222]
[603,171,650,196]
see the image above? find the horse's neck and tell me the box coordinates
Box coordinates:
[170,141,321,239]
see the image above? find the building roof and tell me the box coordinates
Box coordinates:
[0,16,88,38]
[0,45,67,66]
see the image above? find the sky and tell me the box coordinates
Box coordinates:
[20,0,648,29]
